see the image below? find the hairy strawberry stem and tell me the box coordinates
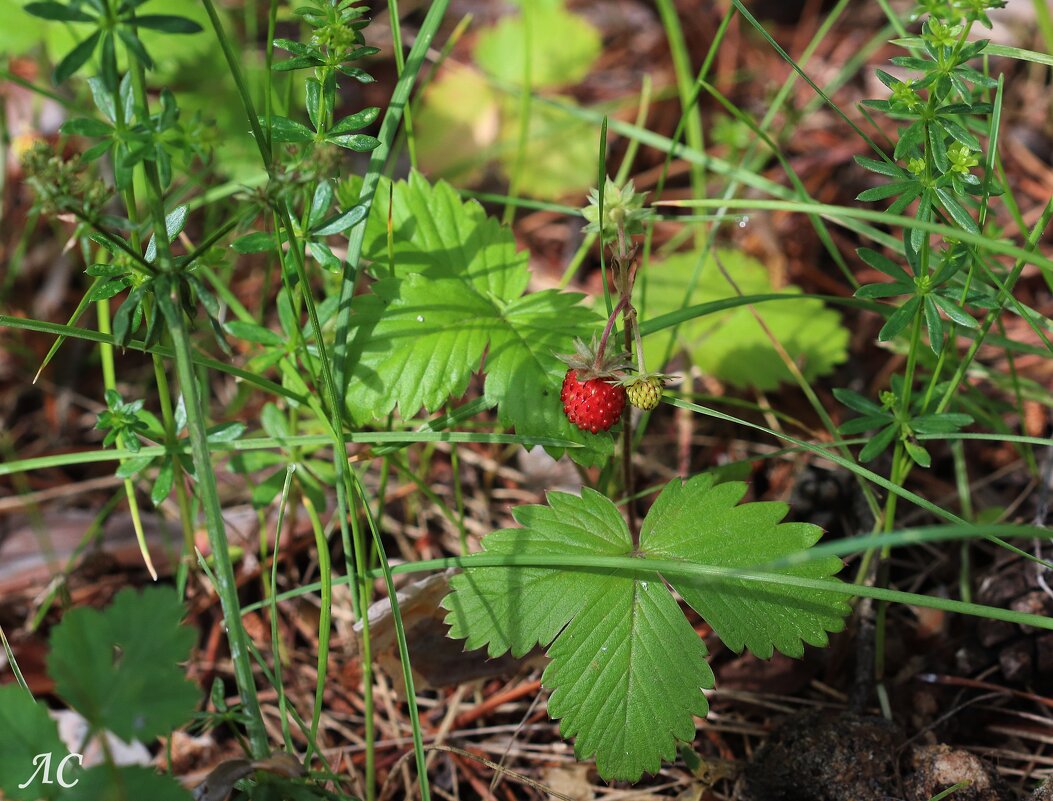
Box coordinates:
[595,295,630,364]
[613,245,640,543]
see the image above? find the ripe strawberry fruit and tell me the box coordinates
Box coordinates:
[626,376,663,411]
[561,369,626,433]
[556,337,630,433]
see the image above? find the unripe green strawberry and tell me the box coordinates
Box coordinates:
[626,376,663,410]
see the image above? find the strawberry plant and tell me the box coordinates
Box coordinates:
[4,0,1053,797]
[437,175,852,781]
[0,588,198,801]
[442,476,850,781]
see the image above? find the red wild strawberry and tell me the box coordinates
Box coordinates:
[561,369,626,433]
[556,337,630,433]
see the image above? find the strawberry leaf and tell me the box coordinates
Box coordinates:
[47,586,199,743]
[347,172,608,463]
[473,5,601,89]
[443,489,712,780]
[443,477,849,781]
[642,248,849,390]
[641,474,851,659]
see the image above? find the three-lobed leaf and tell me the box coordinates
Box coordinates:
[443,488,713,781]
[443,476,848,780]
[47,586,199,743]
[345,172,610,463]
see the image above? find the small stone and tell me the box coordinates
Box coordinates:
[908,744,1010,801]
[977,618,1015,648]
[998,638,1033,683]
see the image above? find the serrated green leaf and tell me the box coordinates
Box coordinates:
[444,479,848,780]
[0,685,67,801]
[473,5,600,88]
[349,173,603,461]
[443,488,712,780]
[47,587,199,742]
[544,571,711,780]
[484,289,612,455]
[414,65,498,186]
[642,474,849,659]
[347,275,500,420]
[641,249,848,390]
